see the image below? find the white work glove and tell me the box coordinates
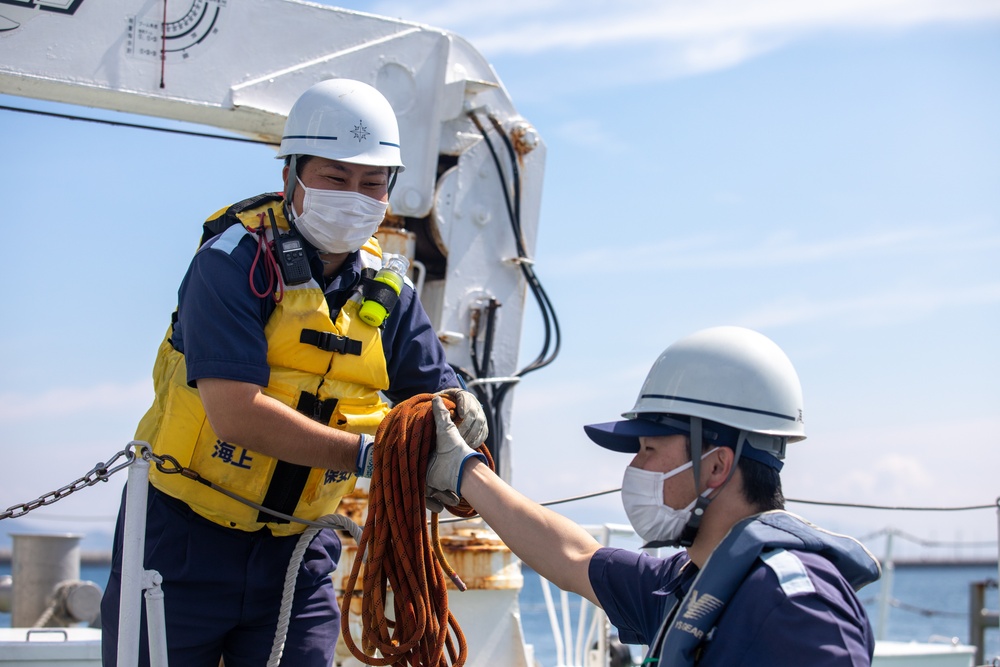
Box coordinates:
[435,388,488,448]
[426,396,486,512]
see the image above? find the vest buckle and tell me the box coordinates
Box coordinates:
[300,329,362,355]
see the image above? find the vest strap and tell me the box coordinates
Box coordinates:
[300,329,362,355]
[648,511,880,666]
[296,392,339,424]
[254,391,341,524]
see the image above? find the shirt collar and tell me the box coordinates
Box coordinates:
[319,250,362,294]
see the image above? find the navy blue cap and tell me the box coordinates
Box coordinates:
[584,414,784,470]
[584,415,713,453]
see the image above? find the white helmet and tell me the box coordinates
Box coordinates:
[585,326,804,465]
[585,326,803,547]
[629,326,804,453]
[277,78,405,170]
[625,326,804,437]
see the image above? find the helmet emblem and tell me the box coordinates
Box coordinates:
[351,121,370,142]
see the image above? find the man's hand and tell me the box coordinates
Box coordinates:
[426,396,486,511]
[435,388,488,448]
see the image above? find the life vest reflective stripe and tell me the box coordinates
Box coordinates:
[137,197,390,536]
[761,548,816,597]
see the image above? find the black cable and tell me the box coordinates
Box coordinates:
[518,264,562,376]
[469,113,523,254]
[855,527,997,548]
[464,111,563,475]
[451,364,497,459]
[469,111,561,376]
[481,299,500,387]
[438,487,623,525]
[469,312,484,379]
[0,103,278,146]
[786,498,998,512]
[534,488,999,517]
[487,114,526,253]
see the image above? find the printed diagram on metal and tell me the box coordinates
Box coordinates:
[0,0,85,32]
[127,0,227,62]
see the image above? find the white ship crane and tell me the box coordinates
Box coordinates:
[0,1,556,665]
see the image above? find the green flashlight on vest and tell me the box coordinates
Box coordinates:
[359,254,409,327]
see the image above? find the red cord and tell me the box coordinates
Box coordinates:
[248,215,284,303]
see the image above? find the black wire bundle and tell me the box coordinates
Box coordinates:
[459,111,562,474]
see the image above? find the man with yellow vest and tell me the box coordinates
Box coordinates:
[100,79,486,667]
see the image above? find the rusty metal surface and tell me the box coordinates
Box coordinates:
[336,485,369,529]
[510,120,540,157]
[333,514,523,593]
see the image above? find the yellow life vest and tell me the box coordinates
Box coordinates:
[137,196,390,535]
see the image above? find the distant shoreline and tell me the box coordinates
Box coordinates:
[0,550,997,569]
[0,549,113,566]
[884,558,999,568]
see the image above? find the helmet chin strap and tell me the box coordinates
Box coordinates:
[678,417,706,547]
[387,167,399,197]
[676,421,748,548]
[283,154,299,221]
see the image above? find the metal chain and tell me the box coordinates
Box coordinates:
[0,442,149,521]
[1,441,362,539]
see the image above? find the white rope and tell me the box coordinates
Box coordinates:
[32,580,82,628]
[266,514,364,667]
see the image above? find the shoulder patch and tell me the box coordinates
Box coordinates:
[205,223,252,256]
[761,548,816,597]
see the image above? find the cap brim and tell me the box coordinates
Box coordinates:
[583,418,691,453]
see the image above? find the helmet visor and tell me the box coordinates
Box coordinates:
[584,415,712,453]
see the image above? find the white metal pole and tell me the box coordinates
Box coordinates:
[876,530,894,642]
[145,575,169,667]
[574,596,588,666]
[117,454,150,667]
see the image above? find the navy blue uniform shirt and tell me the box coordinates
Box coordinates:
[589,547,875,666]
[172,223,457,402]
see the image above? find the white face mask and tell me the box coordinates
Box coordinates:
[621,452,713,545]
[291,177,388,254]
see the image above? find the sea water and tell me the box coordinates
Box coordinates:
[2,562,997,666]
[514,563,1000,666]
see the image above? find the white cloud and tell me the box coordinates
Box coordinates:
[789,416,1000,498]
[551,222,1000,274]
[841,453,935,498]
[777,415,1000,552]
[738,282,1000,329]
[365,0,1000,73]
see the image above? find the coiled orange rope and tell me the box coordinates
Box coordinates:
[339,393,493,666]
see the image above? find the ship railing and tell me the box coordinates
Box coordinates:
[536,523,643,667]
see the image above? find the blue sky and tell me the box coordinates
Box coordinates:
[1,0,998,562]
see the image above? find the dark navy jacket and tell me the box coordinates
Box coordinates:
[589,512,878,666]
[173,223,457,402]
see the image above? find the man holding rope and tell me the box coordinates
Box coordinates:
[428,326,880,666]
[101,79,486,667]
